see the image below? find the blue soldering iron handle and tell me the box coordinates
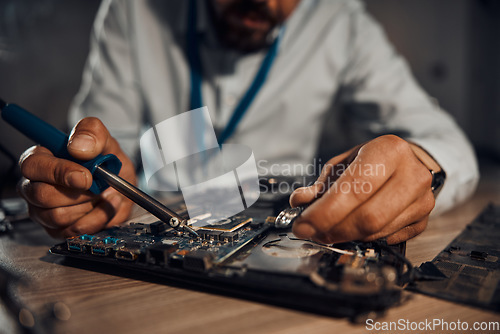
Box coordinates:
[0,102,122,194]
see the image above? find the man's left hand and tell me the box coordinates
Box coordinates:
[290,135,436,245]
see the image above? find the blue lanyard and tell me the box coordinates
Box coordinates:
[187,0,283,145]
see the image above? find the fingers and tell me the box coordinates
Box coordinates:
[294,191,432,245]
[64,194,122,236]
[19,178,94,208]
[36,189,133,238]
[294,137,401,236]
[62,192,133,238]
[312,159,432,243]
[17,117,137,238]
[19,117,121,191]
[289,183,324,208]
[67,118,137,186]
[290,145,362,208]
[20,146,92,190]
[67,117,118,160]
[290,163,342,206]
[385,218,428,245]
[29,201,96,229]
[361,191,434,242]
[292,135,435,245]
[45,201,117,238]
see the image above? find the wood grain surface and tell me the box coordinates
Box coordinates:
[1,167,499,334]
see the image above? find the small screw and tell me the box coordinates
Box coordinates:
[169,217,180,228]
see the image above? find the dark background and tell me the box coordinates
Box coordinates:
[1,0,499,198]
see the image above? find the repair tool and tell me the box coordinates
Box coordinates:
[0,99,198,237]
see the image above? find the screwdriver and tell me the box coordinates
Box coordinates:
[0,99,198,237]
[274,159,352,229]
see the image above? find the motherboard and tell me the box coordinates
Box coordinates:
[49,177,408,319]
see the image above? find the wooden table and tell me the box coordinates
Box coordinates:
[1,167,499,334]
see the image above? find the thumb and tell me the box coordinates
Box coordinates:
[290,144,362,208]
[67,117,111,160]
[289,183,324,207]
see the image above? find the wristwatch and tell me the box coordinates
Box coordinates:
[430,169,446,198]
[409,144,446,198]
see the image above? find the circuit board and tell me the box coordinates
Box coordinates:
[60,214,270,270]
[409,203,500,312]
[49,177,407,319]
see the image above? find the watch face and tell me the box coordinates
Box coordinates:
[431,170,446,194]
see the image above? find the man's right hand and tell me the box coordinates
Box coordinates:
[18,117,136,238]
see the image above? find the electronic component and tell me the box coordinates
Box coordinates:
[129,221,168,235]
[183,250,215,272]
[194,217,252,232]
[220,231,238,243]
[199,230,223,241]
[115,242,144,261]
[51,216,403,318]
[147,243,179,266]
[49,177,407,319]
[410,203,500,312]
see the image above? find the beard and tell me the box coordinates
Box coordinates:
[209,1,280,53]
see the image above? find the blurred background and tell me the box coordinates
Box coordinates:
[0,0,499,198]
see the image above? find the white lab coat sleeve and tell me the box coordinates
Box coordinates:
[338,1,479,213]
[69,0,143,165]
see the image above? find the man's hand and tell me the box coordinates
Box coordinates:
[290,135,436,245]
[18,117,136,238]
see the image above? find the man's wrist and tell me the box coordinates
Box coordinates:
[408,143,446,197]
[409,143,442,172]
